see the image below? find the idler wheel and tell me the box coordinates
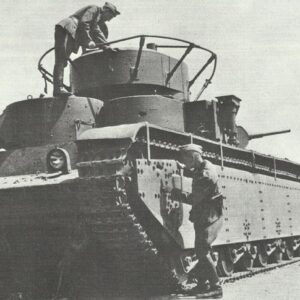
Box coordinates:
[254,242,269,267]
[217,246,235,277]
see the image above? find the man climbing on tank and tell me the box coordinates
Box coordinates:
[177,144,223,298]
[53,2,120,97]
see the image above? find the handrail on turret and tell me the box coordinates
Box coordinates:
[38,35,217,98]
[37,47,71,94]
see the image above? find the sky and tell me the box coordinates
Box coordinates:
[0,0,300,161]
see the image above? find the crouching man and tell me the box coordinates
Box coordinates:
[53,2,120,96]
[178,144,223,298]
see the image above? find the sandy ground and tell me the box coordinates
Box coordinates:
[148,261,300,300]
[221,262,300,300]
[51,262,300,299]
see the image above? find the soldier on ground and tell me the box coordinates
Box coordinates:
[178,144,223,298]
[53,2,120,96]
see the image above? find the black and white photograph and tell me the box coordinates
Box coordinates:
[0,1,300,299]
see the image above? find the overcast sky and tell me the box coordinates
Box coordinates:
[0,0,300,161]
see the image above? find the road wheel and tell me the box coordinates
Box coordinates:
[217,246,235,277]
[270,240,283,263]
[255,242,268,267]
[283,239,294,260]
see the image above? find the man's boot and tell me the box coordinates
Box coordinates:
[189,282,223,299]
[187,281,210,295]
[53,64,72,97]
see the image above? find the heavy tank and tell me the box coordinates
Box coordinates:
[0,35,299,299]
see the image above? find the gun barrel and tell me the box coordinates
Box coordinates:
[249,129,291,140]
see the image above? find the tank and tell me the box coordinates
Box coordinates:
[0,34,299,299]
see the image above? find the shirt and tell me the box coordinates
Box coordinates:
[190,159,222,225]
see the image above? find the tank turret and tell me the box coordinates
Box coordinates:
[63,36,289,149]
[69,35,217,133]
[184,94,290,148]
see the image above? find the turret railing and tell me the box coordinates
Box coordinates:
[38,35,217,99]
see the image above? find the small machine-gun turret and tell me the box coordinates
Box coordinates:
[214,95,291,148]
[184,94,291,149]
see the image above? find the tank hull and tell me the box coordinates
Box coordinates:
[1,121,299,297]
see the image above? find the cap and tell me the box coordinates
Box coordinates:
[179,144,203,154]
[103,2,120,16]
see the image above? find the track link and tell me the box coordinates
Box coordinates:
[78,175,178,294]
[222,257,300,285]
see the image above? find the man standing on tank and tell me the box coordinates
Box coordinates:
[178,144,223,298]
[53,2,120,97]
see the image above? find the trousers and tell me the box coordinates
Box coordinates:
[193,217,223,285]
[54,25,75,68]
[53,26,76,94]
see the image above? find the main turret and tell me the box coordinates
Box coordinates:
[69,36,195,133]
[67,35,290,147]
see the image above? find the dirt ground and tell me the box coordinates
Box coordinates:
[145,262,300,300]
[160,262,300,300]
[221,262,300,300]
[47,261,300,299]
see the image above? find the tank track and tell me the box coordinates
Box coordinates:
[77,175,179,295]
[221,256,300,285]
